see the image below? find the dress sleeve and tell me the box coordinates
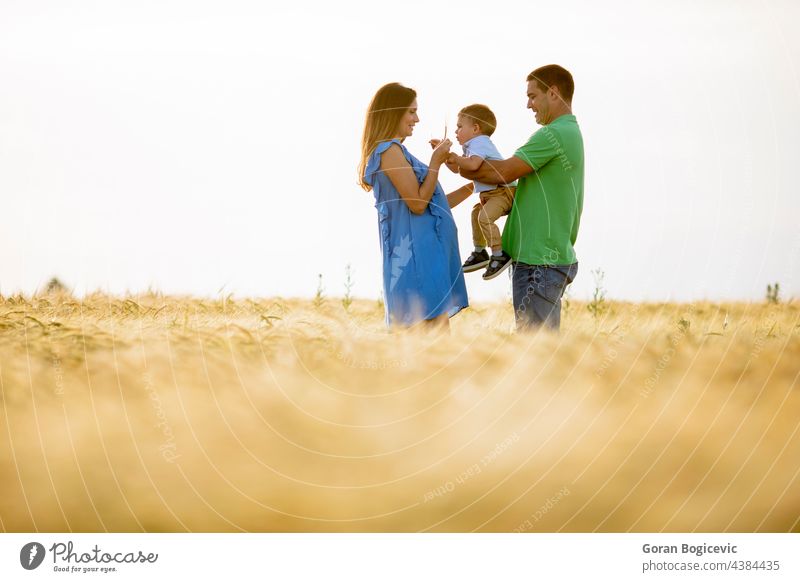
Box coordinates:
[364,139,403,186]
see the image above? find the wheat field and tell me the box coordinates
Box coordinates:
[0,291,798,532]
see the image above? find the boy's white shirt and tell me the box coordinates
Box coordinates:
[462,135,517,193]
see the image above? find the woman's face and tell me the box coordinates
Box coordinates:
[395,99,419,139]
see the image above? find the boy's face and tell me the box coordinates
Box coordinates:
[455,115,481,145]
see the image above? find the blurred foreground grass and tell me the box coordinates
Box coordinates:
[1,292,798,532]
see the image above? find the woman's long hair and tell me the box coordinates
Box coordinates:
[358,82,416,192]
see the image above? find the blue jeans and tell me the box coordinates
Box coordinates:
[511,262,578,331]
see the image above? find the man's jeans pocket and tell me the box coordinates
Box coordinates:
[512,262,578,331]
[544,264,578,303]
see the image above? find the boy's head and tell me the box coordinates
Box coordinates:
[455,104,497,145]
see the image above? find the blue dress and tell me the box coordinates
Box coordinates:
[364,139,469,327]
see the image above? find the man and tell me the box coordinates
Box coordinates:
[460,64,584,331]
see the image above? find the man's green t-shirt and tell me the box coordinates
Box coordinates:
[501,114,584,265]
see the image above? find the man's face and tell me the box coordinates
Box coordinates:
[526,80,550,125]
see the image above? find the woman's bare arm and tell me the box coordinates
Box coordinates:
[381,141,451,215]
[446,183,474,209]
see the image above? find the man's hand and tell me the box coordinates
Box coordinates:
[429,139,442,149]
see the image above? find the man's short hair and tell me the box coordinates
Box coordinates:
[527,65,574,103]
[458,104,497,136]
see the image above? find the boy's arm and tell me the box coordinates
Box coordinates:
[451,154,484,172]
[446,183,474,209]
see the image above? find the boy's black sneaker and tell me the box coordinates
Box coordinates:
[462,249,490,273]
[482,251,512,280]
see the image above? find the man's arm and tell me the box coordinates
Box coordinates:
[460,156,533,184]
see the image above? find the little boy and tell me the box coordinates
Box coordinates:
[442,104,516,280]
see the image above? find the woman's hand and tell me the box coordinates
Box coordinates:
[430,138,452,167]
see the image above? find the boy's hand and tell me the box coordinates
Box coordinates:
[444,153,459,173]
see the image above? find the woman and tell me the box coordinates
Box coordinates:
[358,82,469,329]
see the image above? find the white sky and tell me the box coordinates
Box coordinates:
[1,0,798,302]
